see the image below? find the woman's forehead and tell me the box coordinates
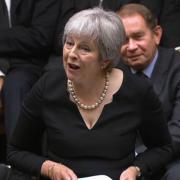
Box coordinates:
[66,34,97,43]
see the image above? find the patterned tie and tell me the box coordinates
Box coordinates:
[136,71,148,79]
[0,0,9,29]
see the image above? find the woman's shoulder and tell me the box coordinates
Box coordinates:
[43,67,66,81]
[34,68,67,100]
[115,67,153,97]
[35,67,67,95]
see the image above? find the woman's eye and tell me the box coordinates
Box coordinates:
[80,45,90,52]
[65,41,74,48]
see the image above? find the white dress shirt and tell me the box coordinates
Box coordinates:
[5,0,11,26]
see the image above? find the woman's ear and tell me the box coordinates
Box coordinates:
[101,60,111,69]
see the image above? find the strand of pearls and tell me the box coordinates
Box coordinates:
[68,73,109,110]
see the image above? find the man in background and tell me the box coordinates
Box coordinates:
[117,3,180,180]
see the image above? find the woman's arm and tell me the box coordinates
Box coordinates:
[7,73,47,175]
[41,160,77,180]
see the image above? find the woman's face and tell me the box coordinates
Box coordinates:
[63,35,102,83]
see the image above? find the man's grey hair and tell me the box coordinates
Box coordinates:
[63,7,126,68]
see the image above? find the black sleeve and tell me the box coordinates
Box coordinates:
[168,69,180,155]
[0,58,10,74]
[133,84,173,176]
[53,0,75,55]
[102,0,141,11]
[7,73,49,175]
[0,0,61,58]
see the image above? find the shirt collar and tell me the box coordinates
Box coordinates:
[5,0,11,13]
[131,50,158,78]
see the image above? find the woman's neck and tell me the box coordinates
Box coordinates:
[74,72,106,100]
[68,71,109,109]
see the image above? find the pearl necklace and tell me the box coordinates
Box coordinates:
[68,73,109,110]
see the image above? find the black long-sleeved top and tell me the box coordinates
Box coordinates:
[8,68,172,179]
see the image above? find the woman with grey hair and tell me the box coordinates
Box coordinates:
[7,7,172,180]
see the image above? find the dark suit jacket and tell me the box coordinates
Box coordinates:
[0,0,61,74]
[129,47,180,157]
[151,47,180,155]
[140,0,180,48]
[0,164,10,180]
[120,47,180,156]
[160,0,180,48]
[140,0,163,18]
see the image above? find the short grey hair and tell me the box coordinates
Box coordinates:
[63,7,126,68]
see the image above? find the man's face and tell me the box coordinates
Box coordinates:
[120,14,162,71]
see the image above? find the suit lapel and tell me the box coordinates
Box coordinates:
[150,47,172,95]
[10,0,21,16]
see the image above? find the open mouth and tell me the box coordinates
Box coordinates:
[68,63,80,70]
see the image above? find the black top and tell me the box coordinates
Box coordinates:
[8,68,172,179]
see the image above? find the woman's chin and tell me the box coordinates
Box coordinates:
[66,73,76,82]
[65,68,82,82]
[65,69,73,79]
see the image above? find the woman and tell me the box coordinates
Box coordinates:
[7,8,172,180]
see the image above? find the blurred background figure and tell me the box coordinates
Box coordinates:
[140,0,180,49]
[0,0,61,179]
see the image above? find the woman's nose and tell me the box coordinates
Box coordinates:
[69,46,78,59]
